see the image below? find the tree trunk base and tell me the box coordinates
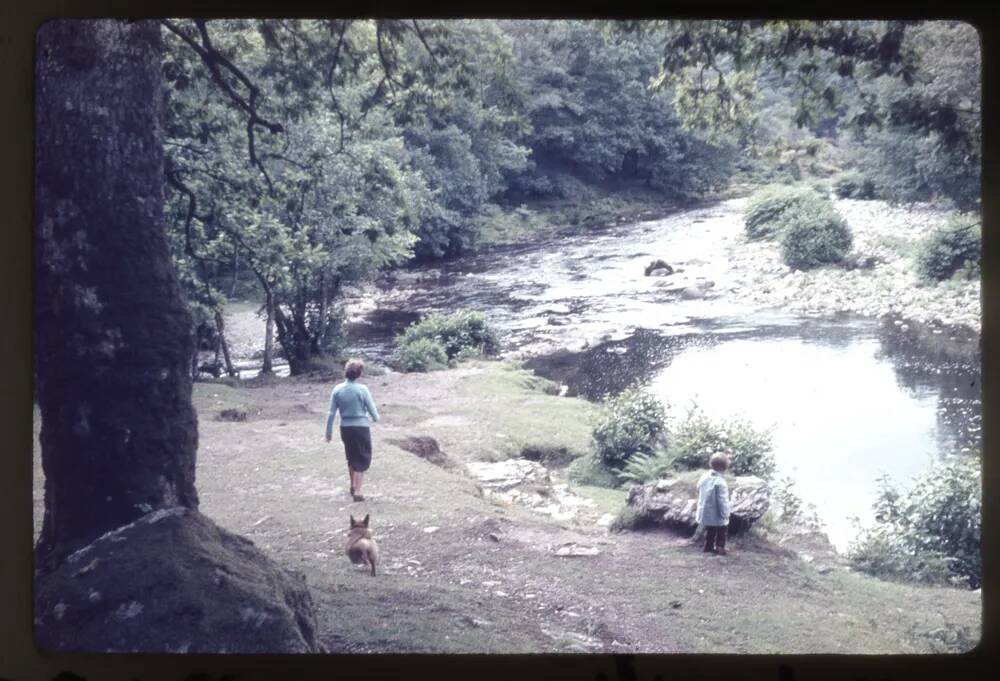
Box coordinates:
[34,507,322,653]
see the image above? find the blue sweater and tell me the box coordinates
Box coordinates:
[326,380,380,437]
[696,470,731,527]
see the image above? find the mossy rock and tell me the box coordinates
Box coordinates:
[34,508,321,653]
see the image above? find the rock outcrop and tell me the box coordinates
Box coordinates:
[625,473,770,534]
[466,459,596,523]
[644,259,674,276]
[34,507,322,653]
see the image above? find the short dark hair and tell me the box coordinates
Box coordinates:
[345,358,364,380]
[709,452,730,472]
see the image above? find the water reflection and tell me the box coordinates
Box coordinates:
[526,316,980,552]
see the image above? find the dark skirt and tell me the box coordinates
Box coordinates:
[340,426,372,472]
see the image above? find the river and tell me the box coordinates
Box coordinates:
[242,198,983,551]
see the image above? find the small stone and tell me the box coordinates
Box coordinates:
[423,526,440,534]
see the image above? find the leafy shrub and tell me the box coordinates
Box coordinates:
[670,405,776,479]
[833,171,877,199]
[567,452,622,489]
[847,457,981,588]
[591,388,668,467]
[771,474,805,520]
[915,215,981,282]
[618,449,678,484]
[397,310,500,372]
[779,202,853,270]
[398,338,448,372]
[743,184,827,240]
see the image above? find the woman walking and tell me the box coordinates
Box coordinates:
[325,358,380,501]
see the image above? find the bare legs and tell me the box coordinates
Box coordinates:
[347,466,365,500]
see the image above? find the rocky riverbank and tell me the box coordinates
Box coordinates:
[723,197,980,331]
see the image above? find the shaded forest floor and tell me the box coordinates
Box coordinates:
[33,361,979,653]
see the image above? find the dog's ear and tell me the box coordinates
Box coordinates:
[363,513,370,527]
[349,514,356,527]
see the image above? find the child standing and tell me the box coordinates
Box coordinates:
[696,452,731,555]
[325,358,380,502]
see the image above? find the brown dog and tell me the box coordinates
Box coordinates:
[345,514,379,576]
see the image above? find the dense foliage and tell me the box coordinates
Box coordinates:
[669,405,776,479]
[591,388,668,467]
[848,457,981,588]
[915,215,982,282]
[779,202,854,270]
[398,337,449,372]
[833,171,877,199]
[653,20,980,211]
[743,184,825,240]
[396,310,500,371]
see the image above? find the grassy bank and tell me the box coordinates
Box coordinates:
[32,360,981,652]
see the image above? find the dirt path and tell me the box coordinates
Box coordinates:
[178,362,980,653]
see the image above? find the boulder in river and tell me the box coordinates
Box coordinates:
[34,507,322,653]
[644,259,675,277]
[680,286,706,300]
[625,472,770,534]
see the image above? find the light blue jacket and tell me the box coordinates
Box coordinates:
[696,470,731,527]
[326,380,380,437]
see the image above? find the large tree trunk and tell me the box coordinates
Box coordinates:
[273,302,313,376]
[34,20,199,565]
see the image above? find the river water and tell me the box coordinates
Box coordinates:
[333,198,981,551]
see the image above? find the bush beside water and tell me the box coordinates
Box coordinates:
[743,184,825,240]
[397,311,500,372]
[585,394,775,487]
[779,204,853,270]
[915,216,981,282]
[591,388,668,467]
[669,405,776,478]
[398,337,449,372]
[847,457,981,588]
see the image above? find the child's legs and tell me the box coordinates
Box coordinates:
[716,525,727,549]
[704,526,718,551]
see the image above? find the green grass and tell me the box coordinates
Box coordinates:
[33,361,981,653]
[448,361,597,462]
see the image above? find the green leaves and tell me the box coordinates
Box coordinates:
[396,310,500,372]
[848,456,981,588]
[592,388,668,467]
[915,215,981,283]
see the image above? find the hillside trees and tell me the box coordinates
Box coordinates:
[394,20,531,259]
[652,20,980,209]
[503,20,734,201]
[162,20,435,374]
